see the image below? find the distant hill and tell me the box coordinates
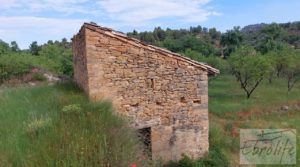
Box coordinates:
[241,21,300,49]
[241,23,268,33]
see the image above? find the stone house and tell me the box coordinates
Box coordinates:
[72,23,219,161]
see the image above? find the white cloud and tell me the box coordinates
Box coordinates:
[0,0,21,9]
[0,0,219,25]
[98,0,220,25]
[0,0,220,48]
[0,16,87,49]
[0,0,98,15]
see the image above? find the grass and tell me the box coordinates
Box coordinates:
[1,74,299,167]
[209,75,300,115]
[208,74,300,166]
[209,110,300,167]
[0,82,146,167]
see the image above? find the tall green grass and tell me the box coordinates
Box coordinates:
[0,83,144,167]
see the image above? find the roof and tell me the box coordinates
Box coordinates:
[80,23,219,75]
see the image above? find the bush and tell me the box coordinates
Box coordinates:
[26,117,52,135]
[195,147,229,167]
[0,54,33,83]
[37,44,73,77]
[182,49,230,74]
[62,104,82,113]
[32,72,47,81]
[164,147,229,167]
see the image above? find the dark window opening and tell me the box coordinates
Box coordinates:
[180,97,187,103]
[137,127,152,158]
[156,101,162,105]
[193,99,201,104]
[131,103,139,107]
[150,79,154,89]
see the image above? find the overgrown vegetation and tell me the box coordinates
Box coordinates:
[0,38,73,84]
[0,83,146,167]
[0,53,33,83]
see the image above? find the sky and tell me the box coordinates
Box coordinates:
[1,0,300,49]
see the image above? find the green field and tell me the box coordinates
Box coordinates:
[209,75,300,115]
[208,75,300,166]
[0,74,299,167]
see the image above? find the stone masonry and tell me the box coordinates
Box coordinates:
[72,23,219,162]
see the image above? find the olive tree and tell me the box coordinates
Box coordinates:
[282,50,300,91]
[274,46,293,77]
[229,46,272,98]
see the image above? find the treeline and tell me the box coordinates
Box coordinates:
[128,22,300,57]
[128,26,221,57]
[128,22,300,98]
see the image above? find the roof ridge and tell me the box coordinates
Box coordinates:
[82,22,219,75]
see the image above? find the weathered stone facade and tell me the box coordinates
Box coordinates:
[72,23,219,161]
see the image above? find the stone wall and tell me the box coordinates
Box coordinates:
[72,28,89,94]
[73,24,210,161]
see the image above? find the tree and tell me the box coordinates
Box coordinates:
[229,47,272,98]
[162,37,183,52]
[139,32,155,44]
[256,40,285,54]
[261,23,286,41]
[29,41,40,56]
[253,23,287,53]
[273,45,293,77]
[0,39,10,54]
[282,50,300,91]
[190,25,202,34]
[10,41,20,52]
[209,28,221,40]
[38,42,73,76]
[221,26,244,58]
[60,38,70,49]
[153,27,166,41]
[263,51,277,83]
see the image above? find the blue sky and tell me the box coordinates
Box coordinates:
[0,0,300,49]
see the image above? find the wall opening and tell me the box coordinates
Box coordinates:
[180,96,187,103]
[138,127,152,158]
[150,79,154,88]
[193,99,201,104]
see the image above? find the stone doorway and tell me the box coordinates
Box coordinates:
[138,127,152,158]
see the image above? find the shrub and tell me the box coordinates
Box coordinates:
[32,72,47,81]
[225,122,233,133]
[37,44,73,77]
[26,117,52,135]
[195,147,229,167]
[62,104,82,114]
[0,54,33,83]
[164,147,229,167]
